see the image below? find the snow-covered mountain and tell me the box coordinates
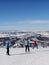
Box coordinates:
[0,31,49,48]
[36,31,49,37]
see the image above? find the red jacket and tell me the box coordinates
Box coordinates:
[33,41,37,46]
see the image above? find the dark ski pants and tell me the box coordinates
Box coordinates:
[6,48,9,55]
[25,45,30,52]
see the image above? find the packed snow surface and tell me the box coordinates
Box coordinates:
[0,47,49,65]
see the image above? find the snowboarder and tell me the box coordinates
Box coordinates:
[5,40,10,55]
[32,41,38,49]
[25,38,30,52]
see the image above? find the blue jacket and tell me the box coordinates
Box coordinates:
[25,40,29,45]
[6,41,9,48]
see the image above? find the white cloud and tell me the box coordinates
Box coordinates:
[32,20,49,24]
[17,20,49,24]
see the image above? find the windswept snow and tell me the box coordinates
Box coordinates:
[0,47,49,65]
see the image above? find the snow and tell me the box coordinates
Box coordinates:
[0,47,49,65]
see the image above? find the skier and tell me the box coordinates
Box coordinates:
[25,38,30,52]
[5,40,10,55]
[33,41,38,49]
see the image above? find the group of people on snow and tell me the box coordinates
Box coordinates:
[24,38,38,52]
[5,38,38,55]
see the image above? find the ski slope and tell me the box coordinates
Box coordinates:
[0,47,49,65]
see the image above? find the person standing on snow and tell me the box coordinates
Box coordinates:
[5,40,10,55]
[25,38,30,52]
[33,41,38,49]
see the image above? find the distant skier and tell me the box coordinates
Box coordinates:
[25,38,30,52]
[32,41,38,49]
[5,40,10,55]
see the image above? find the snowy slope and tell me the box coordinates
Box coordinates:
[0,47,49,65]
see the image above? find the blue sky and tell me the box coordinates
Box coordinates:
[0,0,49,31]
